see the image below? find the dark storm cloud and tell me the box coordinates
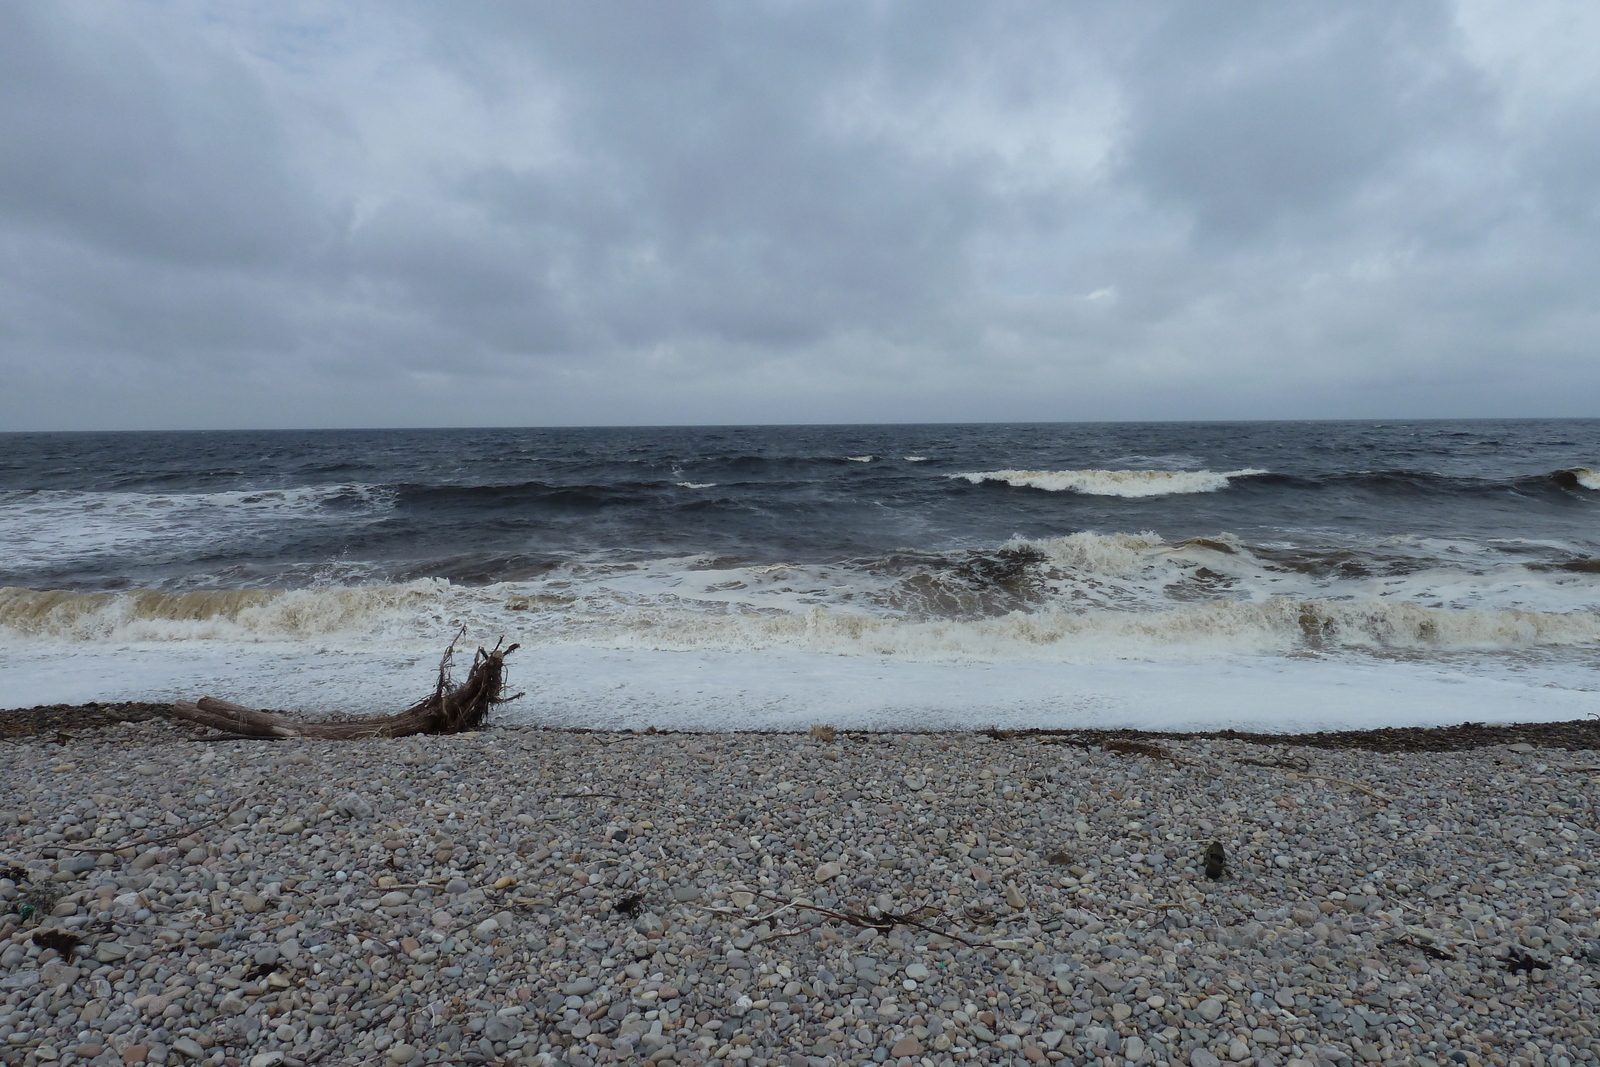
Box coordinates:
[0,1,1596,429]
[1120,1,1488,240]
[0,5,317,267]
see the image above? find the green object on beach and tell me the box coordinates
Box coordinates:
[18,903,35,922]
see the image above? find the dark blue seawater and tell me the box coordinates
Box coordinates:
[3,420,1599,726]
[3,420,1598,592]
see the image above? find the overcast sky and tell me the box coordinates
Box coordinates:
[2,1,1597,430]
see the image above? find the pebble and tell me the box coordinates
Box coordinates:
[2,722,1597,1067]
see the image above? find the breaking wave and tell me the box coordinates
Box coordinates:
[603,597,1600,661]
[0,485,394,571]
[0,582,447,643]
[949,468,1269,497]
[5,528,1597,663]
[1554,467,1600,491]
[3,579,1595,662]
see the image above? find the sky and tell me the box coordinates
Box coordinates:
[1,1,1598,431]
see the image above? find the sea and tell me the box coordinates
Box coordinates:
[2,420,1598,732]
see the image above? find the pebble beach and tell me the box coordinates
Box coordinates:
[3,713,1599,1067]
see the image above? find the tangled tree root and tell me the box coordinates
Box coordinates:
[168,631,521,739]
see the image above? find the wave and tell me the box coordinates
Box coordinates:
[393,480,660,510]
[1245,467,1600,499]
[1553,467,1600,491]
[0,483,390,516]
[675,482,718,490]
[904,456,928,462]
[0,484,394,570]
[602,597,1600,661]
[5,577,1596,662]
[1319,468,1600,497]
[845,455,876,463]
[949,468,1268,497]
[6,524,1598,663]
[948,466,1600,500]
[0,582,447,642]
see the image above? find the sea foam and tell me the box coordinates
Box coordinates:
[949,468,1268,497]
[0,484,393,570]
[6,530,1597,662]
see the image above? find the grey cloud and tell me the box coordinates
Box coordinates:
[0,6,319,269]
[0,1,1596,430]
[1119,1,1491,240]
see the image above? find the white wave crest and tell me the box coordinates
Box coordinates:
[675,482,718,489]
[949,468,1267,497]
[7,524,1599,678]
[846,455,876,463]
[0,581,448,643]
[904,456,928,462]
[0,484,393,570]
[9,571,1597,664]
[1571,467,1600,491]
[595,597,1600,662]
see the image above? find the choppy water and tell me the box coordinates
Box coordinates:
[3,421,1598,729]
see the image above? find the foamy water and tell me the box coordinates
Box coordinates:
[949,468,1269,497]
[6,641,1596,732]
[3,422,1599,727]
[0,485,392,572]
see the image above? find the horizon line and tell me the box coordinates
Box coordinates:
[5,414,1599,434]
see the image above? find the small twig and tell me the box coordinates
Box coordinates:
[316,920,405,956]
[53,795,256,855]
[1037,735,1188,766]
[1386,935,1456,960]
[1236,756,1312,772]
[1233,760,1390,802]
[553,793,625,800]
[737,890,978,947]
[1103,739,1188,765]
[1300,773,1390,801]
[1116,899,1187,914]
[753,901,799,924]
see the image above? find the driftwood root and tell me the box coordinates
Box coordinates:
[168,632,521,740]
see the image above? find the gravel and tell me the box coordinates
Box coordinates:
[2,721,1598,1067]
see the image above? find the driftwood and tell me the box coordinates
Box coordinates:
[168,633,521,739]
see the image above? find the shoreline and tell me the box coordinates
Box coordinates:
[5,701,1600,753]
[2,711,1597,1065]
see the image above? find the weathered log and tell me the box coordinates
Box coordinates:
[168,635,521,739]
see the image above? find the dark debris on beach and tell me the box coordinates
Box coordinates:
[0,701,174,740]
[996,718,1600,753]
[4,700,1600,752]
